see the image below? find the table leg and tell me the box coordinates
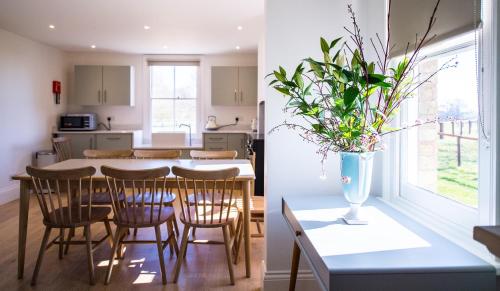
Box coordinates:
[18,180,30,279]
[289,240,301,291]
[242,180,251,278]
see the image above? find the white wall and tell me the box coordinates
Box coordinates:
[0,28,67,204]
[263,0,385,289]
[65,51,258,141]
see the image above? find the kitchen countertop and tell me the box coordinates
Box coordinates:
[133,143,204,150]
[53,130,140,134]
[203,129,256,134]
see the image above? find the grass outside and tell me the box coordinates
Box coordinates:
[437,136,478,208]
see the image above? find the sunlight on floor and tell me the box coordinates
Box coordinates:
[97,260,119,267]
[133,270,157,284]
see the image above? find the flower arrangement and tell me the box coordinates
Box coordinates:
[268,0,451,162]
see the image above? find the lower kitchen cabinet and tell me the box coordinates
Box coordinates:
[203,133,247,159]
[55,132,133,158]
[96,134,132,150]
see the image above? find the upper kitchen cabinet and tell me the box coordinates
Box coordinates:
[211,66,257,106]
[71,65,134,106]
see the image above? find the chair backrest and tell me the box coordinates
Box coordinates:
[172,166,240,226]
[190,150,238,160]
[26,166,96,226]
[101,166,170,226]
[83,149,133,159]
[134,149,181,159]
[52,137,72,162]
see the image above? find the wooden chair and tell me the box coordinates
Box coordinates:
[26,166,112,285]
[172,166,240,285]
[190,150,238,160]
[134,149,182,159]
[52,137,72,162]
[83,149,134,159]
[233,196,264,264]
[188,150,238,237]
[132,149,181,237]
[101,165,178,285]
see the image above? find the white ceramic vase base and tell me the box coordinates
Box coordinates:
[342,204,368,225]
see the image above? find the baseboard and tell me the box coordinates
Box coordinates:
[262,262,320,291]
[0,183,19,205]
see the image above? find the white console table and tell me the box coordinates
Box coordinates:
[282,195,496,291]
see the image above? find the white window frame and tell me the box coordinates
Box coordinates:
[382,0,500,262]
[142,58,202,142]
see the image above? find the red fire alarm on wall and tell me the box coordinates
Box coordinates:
[52,80,61,104]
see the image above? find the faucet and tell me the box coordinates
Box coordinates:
[179,124,192,146]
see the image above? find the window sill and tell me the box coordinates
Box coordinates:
[379,196,500,274]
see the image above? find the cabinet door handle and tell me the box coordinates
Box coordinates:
[209,137,224,141]
[234,90,237,104]
[98,90,101,103]
[106,137,121,141]
[240,91,243,103]
[104,90,107,103]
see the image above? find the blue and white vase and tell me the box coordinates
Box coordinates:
[340,151,375,224]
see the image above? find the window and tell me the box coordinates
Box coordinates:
[150,64,198,133]
[399,33,483,226]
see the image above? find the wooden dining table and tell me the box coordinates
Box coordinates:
[11,158,256,280]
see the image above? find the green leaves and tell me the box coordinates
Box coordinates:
[320,37,330,54]
[343,87,359,107]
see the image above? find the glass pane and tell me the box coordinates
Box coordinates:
[406,46,478,207]
[152,99,174,132]
[151,66,174,99]
[175,66,197,99]
[175,99,197,133]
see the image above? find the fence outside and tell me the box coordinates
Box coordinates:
[437,120,478,167]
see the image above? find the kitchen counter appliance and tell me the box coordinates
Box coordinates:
[59,113,97,131]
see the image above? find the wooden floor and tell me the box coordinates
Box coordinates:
[0,196,264,291]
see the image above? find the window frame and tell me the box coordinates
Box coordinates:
[148,61,201,134]
[382,31,495,234]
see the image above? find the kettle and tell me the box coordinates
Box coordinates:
[205,115,218,130]
[251,118,257,132]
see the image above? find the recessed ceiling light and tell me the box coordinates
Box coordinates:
[144,25,151,30]
[235,45,241,50]
[163,45,168,49]
[90,45,96,49]
[48,24,55,29]
[237,25,243,31]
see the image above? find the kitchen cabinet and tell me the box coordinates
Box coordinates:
[237,67,258,106]
[71,65,134,106]
[55,132,133,158]
[203,133,247,159]
[96,134,132,150]
[57,133,95,158]
[211,66,257,106]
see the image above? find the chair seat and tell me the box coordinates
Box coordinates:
[81,191,126,205]
[127,192,176,205]
[235,196,264,215]
[43,206,111,227]
[180,205,239,227]
[114,206,175,228]
[187,192,237,206]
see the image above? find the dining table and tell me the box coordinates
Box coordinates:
[11,158,256,280]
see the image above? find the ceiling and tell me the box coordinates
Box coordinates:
[0,0,264,54]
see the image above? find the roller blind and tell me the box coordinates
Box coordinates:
[389,0,481,57]
[148,61,200,66]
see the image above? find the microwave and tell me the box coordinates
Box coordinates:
[59,113,97,131]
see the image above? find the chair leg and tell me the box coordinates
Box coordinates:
[154,225,167,285]
[85,225,95,285]
[172,216,180,237]
[58,228,65,259]
[192,227,196,237]
[117,230,127,259]
[233,217,243,264]
[173,225,190,283]
[166,220,179,257]
[105,226,123,285]
[103,219,113,247]
[133,228,138,236]
[31,226,51,285]
[222,225,235,285]
[64,227,75,255]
